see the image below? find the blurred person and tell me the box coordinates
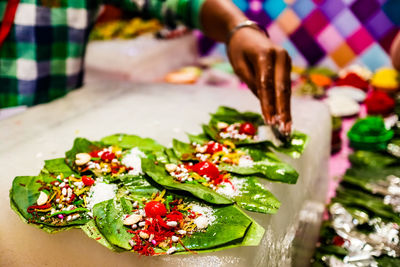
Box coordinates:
[0,0,291,133]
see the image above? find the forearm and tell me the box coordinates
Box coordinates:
[200,0,247,43]
[391,33,400,71]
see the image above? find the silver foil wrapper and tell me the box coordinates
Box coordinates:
[326,202,400,267]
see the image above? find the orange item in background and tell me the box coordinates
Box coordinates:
[164,67,202,84]
[310,73,332,87]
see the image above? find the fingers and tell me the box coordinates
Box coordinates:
[234,59,258,96]
[274,49,292,133]
[255,50,276,125]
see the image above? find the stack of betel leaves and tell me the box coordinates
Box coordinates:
[312,117,400,266]
[10,106,308,256]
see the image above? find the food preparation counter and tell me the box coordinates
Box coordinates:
[0,80,331,266]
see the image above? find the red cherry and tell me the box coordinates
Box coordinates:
[192,161,220,180]
[82,176,95,186]
[101,151,115,161]
[144,201,167,218]
[239,122,256,135]
[206,141,224,154]
[90,150,100,157]
[332,236,345,247]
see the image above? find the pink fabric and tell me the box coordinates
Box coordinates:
[327,105,367,202]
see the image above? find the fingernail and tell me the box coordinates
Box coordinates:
[271,116,277,125]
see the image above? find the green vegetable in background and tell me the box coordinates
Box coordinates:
[349,150,397,169]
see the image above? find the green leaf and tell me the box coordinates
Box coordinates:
[142,157,232,205]
[187,133,210,144]
[41,158,78,177]
[100,134,164,152]
[92,197,262,254]
[118,175,162,203]
[230,176,281,214]
[80,220,124,252]
[172,139,197,161]
[65,137,104,171]
[333,186,400,224]
[9,193,76,234]
[349,150,397,169]
[211,106,264,125]
[203,107,308,156]
[93,199,133,250]
[143,153,280,213]
[219,159,298,184]
[10,175,90,229]
[172,139,298,184]
[375,255,400,267]
[270,131,309,159]
[179,204,252,251]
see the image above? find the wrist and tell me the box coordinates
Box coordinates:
[226,20,269,45]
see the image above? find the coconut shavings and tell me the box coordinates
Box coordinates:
[215,177,245,198]
[189,203,216,229]
[238,155,254,167]
[86,179,117,212]
[121,147,146,176]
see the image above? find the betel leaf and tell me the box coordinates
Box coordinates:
[229,176,281,214]
[10,175,90,229]
[65,137,104,170]
[179,212,265,255]
[203,107,308,157]
[9,192,76,234]
[375,255,400,267]
[41,158,78,177]
[141,157,233,205]
[349,150,398,169]
[171,139,197,161]
[333,186,400,224]
[270,131,309,159]
[342,166,400,195]
[172,139,298,184]
[211,106,264,125]
[92,198,261,254]
[143,152,280,213]
[116,175,263,249]
[80,220,124,252]
[93,199,133,250]
[100,134,164,152]
[219,158,298,184]
[178,204,252,251]
[117,175,161,204]
[187,133,210,144]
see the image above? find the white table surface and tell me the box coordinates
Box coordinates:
[0,80,331,267]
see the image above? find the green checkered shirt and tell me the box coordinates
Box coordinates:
[0,0,205,108]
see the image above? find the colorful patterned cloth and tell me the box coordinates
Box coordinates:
[200,0,400,72]
[0,0,205,108]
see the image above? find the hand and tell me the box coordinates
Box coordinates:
[227,27,292,134]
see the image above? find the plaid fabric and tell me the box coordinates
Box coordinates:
[0,0,205,108]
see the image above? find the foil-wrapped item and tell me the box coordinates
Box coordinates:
[388,142,400,157]
[371,175,400,213]
[328,203,399,266]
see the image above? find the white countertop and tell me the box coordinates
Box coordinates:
[0,80,331,267]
